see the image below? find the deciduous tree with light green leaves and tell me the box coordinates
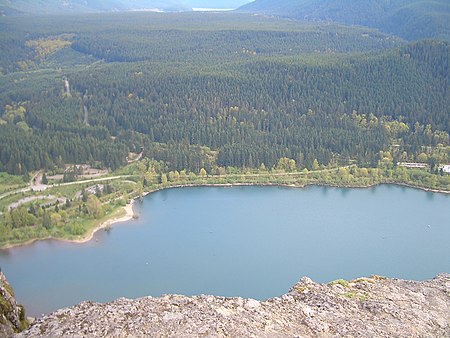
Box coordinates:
[312,159,320,171]
[86,195,104,219]
[276,157,297,172]
[160,173,168,185]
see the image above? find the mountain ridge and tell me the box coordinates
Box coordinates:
[0,0,191,15]
[238,0,450,41]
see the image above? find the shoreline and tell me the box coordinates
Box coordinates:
[67,201,135,244]
[387,182,450,195]
[143,180,450,195]
[1,180,449,250]
[0,201,135,250]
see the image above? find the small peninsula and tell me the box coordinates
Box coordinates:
[1,160,450,250]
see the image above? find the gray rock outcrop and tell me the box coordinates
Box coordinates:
[18,274,450,337]
[0,272,28,337]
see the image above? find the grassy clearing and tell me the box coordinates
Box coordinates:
[0,173,27,195]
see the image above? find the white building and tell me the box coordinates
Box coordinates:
[85,184,105,195]
[443,165,450,173]
[397,162,428,169]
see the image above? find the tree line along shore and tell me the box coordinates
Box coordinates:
[1,157,449,250]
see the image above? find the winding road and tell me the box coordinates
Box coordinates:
[0,175,132,203]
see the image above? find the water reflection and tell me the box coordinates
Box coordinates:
[0,185,449,317]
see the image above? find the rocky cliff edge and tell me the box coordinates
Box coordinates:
[17,274,450,337]
[0,272,29,337]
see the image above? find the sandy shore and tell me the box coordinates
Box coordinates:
[0,202,135,250]
[2,180,449,250]
[70,201,135,244]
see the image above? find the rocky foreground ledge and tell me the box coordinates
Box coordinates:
[17,274,450,337]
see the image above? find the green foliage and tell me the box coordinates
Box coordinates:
[2,103,26,124]
[276,158,297,172]
[42,210,51,229]
[0,14,448,175]
[160,173,168,185]
[370,275,387,280]
[18,305,29,331]
[0,294,13,319]
[0,172,26,194]
[239,0,450,41]
[116,198,126,207]
[1,159,450,248]
[328,279,350,288]
[0,12,448,199]
[294,286,308,293]
[352,277,375,284]
[0,12,404,73]
[25,35,73,59]
[4,207,36,228]
[64,222,86,236]
[341,291,369,301]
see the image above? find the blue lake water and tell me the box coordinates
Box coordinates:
[1,185,449,317]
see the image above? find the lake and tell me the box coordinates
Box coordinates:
[1,185,449,317]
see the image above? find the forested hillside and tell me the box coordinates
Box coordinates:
[0,13,403,74]
[238,0,450,41]
[0,13,448,175]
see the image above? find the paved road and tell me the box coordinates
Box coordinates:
[0,175,133,202]
[8,195,67,211]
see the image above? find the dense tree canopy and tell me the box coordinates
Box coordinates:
[0,13,448,174]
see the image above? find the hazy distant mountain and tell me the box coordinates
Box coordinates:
[238,0,450,41]
[188,0,250,9]
[0,0,192,15]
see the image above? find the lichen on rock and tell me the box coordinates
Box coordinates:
[16,274,450,337]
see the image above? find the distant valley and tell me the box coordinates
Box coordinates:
[0,0,250,15]
[3,0,449,42]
